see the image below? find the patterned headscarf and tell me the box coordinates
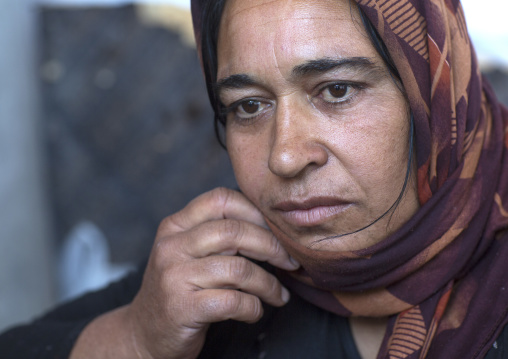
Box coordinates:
[191,0,508,357]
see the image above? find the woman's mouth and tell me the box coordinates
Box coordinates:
[272,197,353,227]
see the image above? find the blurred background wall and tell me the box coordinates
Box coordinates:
[0,0,238,333]
[0,0,507,333]
[0,0,55,334]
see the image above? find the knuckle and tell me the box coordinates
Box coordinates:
[153,232,182,262]
[155,217,171,235]
[159,259,187,287]
[200,290,241,317]
[150,239,172,269]
[219,219,243,244]
[148,236,189,280]
[222,290,243,315]
[159,266,177,291]
[227,256,252,283]
[157,214,182,234]
[208,187,232,209]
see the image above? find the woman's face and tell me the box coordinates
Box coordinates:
[216,0,420,251]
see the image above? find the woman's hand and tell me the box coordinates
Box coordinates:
[70,188,299,359]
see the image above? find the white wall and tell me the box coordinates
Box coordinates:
[0,0,56,331]
[462,0,508,68]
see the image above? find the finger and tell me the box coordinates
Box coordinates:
[193,289,265,324]
[172,219,299,271]
[185,256,290,307]
[159,188,267,233]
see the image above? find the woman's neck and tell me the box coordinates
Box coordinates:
[349,316,388,359]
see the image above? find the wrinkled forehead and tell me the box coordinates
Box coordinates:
[216,0,374,78]
[191,0,363,50]
[220,0,352,24]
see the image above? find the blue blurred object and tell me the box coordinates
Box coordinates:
[58,221,134,302]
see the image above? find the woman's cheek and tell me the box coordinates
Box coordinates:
[228,139,266,200]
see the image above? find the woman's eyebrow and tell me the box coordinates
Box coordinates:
[214,57,381,95]
[214,74,257,94]
[291,57,379,78]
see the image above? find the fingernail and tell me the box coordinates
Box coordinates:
[281,287,290,303]
[289,256,300,268]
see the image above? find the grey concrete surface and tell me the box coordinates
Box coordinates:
[0,0,56,332]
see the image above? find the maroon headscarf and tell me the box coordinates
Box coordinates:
[191,0,508,357]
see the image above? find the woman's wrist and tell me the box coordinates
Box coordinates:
[69,305,146,359]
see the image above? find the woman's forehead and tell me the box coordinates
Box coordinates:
[221,0,347,21]
[217,0,379,80]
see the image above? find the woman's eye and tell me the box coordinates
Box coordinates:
[321,83,353,103]
[241,100,260,114]
[234,99,268,119]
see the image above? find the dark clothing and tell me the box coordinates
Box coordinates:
[1,263,508,358]
[0,266,143,359]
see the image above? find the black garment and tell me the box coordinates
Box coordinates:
[0,263,507,358]
[0,266,144,359]
[199,285,361,359]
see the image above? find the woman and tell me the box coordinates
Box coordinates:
[1,0,507,358]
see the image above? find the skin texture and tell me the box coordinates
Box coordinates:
[218,0,419,253]
[70,188,299,359]
[70,0,420,358]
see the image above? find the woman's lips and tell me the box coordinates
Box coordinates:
[272,197,352,227]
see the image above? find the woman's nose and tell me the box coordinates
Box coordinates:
[268,102,328,178]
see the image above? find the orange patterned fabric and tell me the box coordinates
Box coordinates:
[191,0,508,357]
